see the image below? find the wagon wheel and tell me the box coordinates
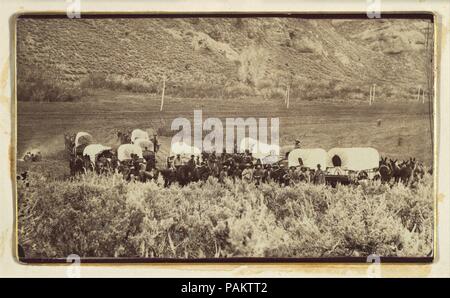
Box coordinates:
[83,161,94,173]
[103,160,114,175]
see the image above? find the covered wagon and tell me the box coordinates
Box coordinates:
[253,143,281,164]
[131,128,159,152]
[117,144,147,181]
[325,147,380,186]
[134,138,154,151]
[239,137,259,153]
[83,144,113,173]
[135,139,156,169]
[170,141,202,163]
[74,132,93,156]
[288,148,328,169]
[131,129,150,144]
[239,137,281,164]
[117,143,143,162]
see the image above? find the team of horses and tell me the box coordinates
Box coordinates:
[160,154,430,188]
[67,149,428,189]
[377,157,429,185]
[63,132,429,187]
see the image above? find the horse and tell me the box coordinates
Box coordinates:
[400,159,417,184]
[389,158,416,185]
[69,155,85,176]
[160,168,177,187]
[414,161,426,180]
[117,158,145,182]
[175,164,194,186]
[223,158,240,182]
[389,159,402,183]
[378,157,392,183]
[140,167,159,183]
[196,164,211,182]
[270,166,289,186]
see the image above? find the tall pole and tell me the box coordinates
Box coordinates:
[286,85,290,109]
[372,84,376,103]
[160,76,166,112]
[369,85,372,105]
[284,85,288,105]
[416,86,421,102]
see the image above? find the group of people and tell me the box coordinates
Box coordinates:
[237,162,326,186]
[66,136,332,187]
[115,150,158,182]
[69,149,114,176]
[162,145,327,187]
[69,146,158,179]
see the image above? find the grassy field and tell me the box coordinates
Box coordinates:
[16,91,434,259]
[17,89,433,175]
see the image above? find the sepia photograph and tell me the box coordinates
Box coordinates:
[15,13,435,262]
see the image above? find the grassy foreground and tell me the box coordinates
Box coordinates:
[17,172,433,259]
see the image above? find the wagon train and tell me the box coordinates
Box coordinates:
[18,129,426,188]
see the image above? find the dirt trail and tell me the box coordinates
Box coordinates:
[17,92,434,168]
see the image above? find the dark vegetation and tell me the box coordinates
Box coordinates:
[16,18,433,102]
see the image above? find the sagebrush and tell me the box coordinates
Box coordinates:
[17,172,433,259]
[17,66,87,102]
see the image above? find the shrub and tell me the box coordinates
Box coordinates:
[80,73,159,94]
[18,172,434,259]
[17,66,87,102]
[237,46,268,87]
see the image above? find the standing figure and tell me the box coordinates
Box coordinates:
[218,165,228,184]
[143,146,156,170]
[289,166,300,185]
[263,164,272,183]
[253,164,264,186]
[241,164,253,184]
[174,154,183,170]
[298,166,310,183]
[313,164,326,185]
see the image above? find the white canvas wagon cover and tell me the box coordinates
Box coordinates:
[327,147,379,171]
[170,141,201,157]
[239,137,259,153]
[117,144,143,161]
[74,132,93,148]
[131,129,150,144]
[135,139,154,151]
[253,143,281,163]
[288,148,328,169]
[239,137,280,158]
[83,144,112,163]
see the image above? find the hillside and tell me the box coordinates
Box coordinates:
[16,16,433,101]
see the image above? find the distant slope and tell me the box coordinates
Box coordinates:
[16,17,433,101]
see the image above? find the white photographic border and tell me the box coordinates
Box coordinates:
[0,0,449,277]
